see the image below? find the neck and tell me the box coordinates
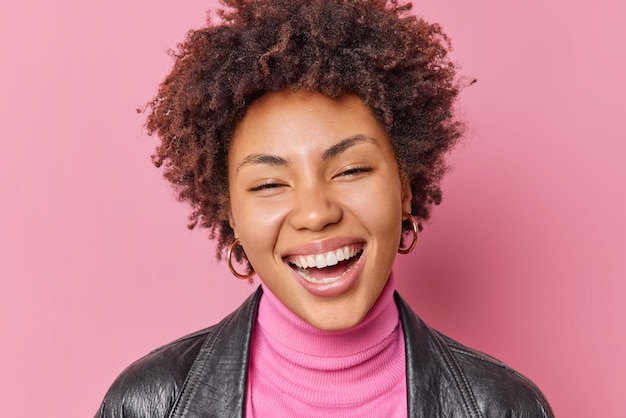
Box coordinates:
[247,274,407,411]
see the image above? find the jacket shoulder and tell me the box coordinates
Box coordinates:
[96,326,214,418]
[96,287,262,418]
[438,332,554,418]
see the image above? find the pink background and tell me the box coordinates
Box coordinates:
[1,0,624,416]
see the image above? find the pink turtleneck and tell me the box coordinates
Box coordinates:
[245,275,407,417]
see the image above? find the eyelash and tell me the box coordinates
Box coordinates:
[248,166,371,192]
[337,166,372,177]
[248,181,284,192]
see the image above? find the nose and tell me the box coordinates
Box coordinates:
[288,182,342,232]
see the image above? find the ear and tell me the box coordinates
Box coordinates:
[400,174,413,215]
[228,212,238,239]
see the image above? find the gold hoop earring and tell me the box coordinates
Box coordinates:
[227,238,255,280]
[398,212,418,254]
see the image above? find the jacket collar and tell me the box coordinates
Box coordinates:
[169,288,260,417]
[396,292,481,418]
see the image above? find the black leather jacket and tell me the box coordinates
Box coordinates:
[97,288,553,417]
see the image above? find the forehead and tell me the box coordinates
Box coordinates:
[229,90,391,158]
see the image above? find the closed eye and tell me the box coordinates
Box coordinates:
[336,166,372,177]
[248,181,285,192]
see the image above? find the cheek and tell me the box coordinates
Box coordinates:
[345,177,404,232]
[230,197,286,263]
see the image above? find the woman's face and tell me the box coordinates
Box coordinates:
[228,90,411,331]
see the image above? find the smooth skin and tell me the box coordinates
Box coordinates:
[228,90,412,331]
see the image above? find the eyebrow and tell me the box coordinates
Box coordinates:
[236,134,376,172]
[322,134,375,160]
[236,154,289,172]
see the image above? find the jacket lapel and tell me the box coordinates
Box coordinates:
[395,292,482,418]
[169,288,262,418]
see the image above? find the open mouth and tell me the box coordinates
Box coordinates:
[286,244,364,284]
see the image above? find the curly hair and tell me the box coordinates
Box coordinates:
[146,0,463,264]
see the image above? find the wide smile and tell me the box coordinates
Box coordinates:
[285,244,364,284]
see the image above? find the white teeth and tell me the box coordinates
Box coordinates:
[336,249,345,262]
[289,245,361,270]
[306,256,316,268]
[326,251,338,266]
[315,254,327,268]
[297,269,341,284]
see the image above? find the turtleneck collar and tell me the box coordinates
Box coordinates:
[248,273,406,409]
[257,273,400,357]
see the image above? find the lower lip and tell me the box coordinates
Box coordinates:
[289,251,366,298]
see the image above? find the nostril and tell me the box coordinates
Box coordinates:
[288,200,343,232]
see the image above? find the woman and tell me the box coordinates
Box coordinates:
[97,0,553,416]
